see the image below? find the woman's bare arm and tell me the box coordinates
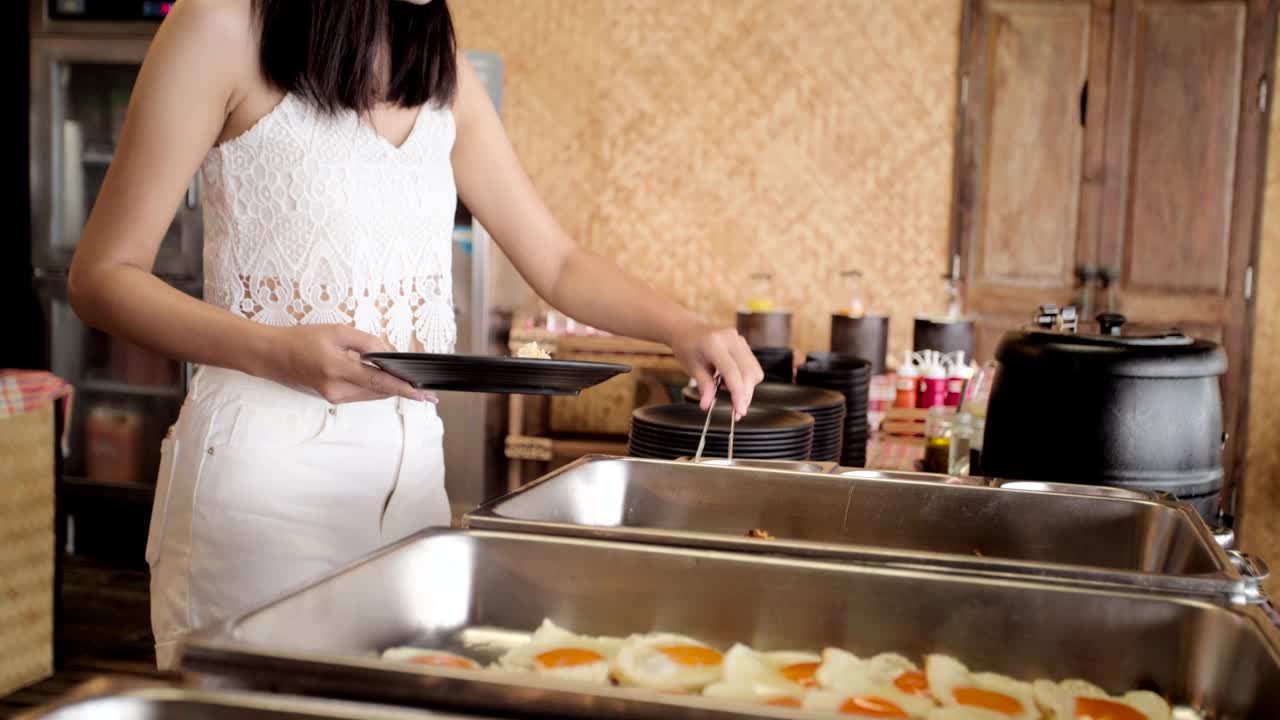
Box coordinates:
[450,56,763,415]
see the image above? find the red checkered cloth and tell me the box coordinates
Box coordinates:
[1,370,73,452]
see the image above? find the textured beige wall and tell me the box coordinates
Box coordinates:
[454,0,1280,584]
[1242,36,1280,597]
[451,0,962,361]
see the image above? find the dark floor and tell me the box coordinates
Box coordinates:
[1,555,172,716]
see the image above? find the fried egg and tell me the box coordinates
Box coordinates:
[613,632,725,691]
[925,654,1036,719]
[701,643,820,706]
[817,648,932,699]
[380,647,481,671]
[804,688,936,718]
[495,619,623,685]
[1032,678,1170,720]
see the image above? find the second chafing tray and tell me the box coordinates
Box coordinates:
[464,456,1267,603]
[180,529,1280,719]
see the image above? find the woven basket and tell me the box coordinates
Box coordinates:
[0,402,56,696]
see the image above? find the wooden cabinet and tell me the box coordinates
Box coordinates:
[952,0,1277,511]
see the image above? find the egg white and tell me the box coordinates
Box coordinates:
[701,644,819,705]
[614,632,725,691]
[926,654,1036,720]
[816,647,923,694]
[1032,678,1170,720]
[380,647,481,670]
[495,619,623,685]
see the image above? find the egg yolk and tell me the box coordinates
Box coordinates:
[659,645,723,667]
[839,696,909,717]
[781,661,820,687]
[766,696,804,708]
[954,687,1024,716]
[893,670,930,696]
[1076,696,1148,720]
[408,654,477,670]
[535,647,605,669]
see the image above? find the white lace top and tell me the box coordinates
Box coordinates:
[201,93,458,353]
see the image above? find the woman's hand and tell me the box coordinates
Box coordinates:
[261,325,436,405]
[669,322,765,419]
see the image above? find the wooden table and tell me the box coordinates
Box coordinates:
[502,329,925,488]
[503,331,685,491]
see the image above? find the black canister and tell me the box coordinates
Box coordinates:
[831,314,889,375]
[981,319,1227,520]
[751,347,794,384]
[913,316,975,358]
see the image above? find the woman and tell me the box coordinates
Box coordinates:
[69,0,763,668]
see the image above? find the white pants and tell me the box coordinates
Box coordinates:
[145,366,449,669]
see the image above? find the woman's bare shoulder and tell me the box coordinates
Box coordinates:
[142,0,265,127]
[163,0,254,44]
[151,0,257,82]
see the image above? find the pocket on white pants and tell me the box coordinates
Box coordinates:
[144,432,179,566]
[219,398,332,450]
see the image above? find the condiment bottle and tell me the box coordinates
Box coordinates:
[838,269,865,317]
[916,351,948,409]
[923,405,954,473]
[949,411,972,475]
[944,352,972,407]
[893,351,918,409]
[746,272,776,313]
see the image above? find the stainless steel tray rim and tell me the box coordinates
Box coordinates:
[184,642,812,720]
[468,457,1259,603]
[179,529,1280,720]
[21,679,502,720]
[464,512,1261,604]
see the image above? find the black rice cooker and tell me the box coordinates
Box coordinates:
[980,312,1227,521]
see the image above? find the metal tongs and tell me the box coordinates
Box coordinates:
[693,375,734,462]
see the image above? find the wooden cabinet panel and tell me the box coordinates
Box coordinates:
[1099,0,1275,509]
[954,0,1112,361]
[1124,2,1245,295]
[953,0,1277,511]
[977,2,1091,287]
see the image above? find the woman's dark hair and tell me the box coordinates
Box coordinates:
[253,0,457,113]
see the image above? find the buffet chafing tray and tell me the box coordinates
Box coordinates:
[180,530,1280,719]
[18,678,494,720]
[676,457,839,474]
[465,456,1267,603]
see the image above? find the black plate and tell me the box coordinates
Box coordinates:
[628,423,813,441]
[633,403,814,435]
[628,424,813,443]
[681,382,845,413]
[629,424,815,443]
[362,352,630,396]
[627,440,814,457]
[629,443,808,458]
[627,443,815,459]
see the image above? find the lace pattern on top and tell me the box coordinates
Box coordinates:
[201,93,458,353]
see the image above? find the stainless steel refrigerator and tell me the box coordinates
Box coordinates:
[30,0,517,555]
[30,1,199,553]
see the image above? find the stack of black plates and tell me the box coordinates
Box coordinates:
[629,403,814,461]
[750,347,794,383]
[796,352,871,467]
[681,382,845,462]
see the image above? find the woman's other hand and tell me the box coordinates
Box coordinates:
[670,323,764,419]
[262,325,436,405]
